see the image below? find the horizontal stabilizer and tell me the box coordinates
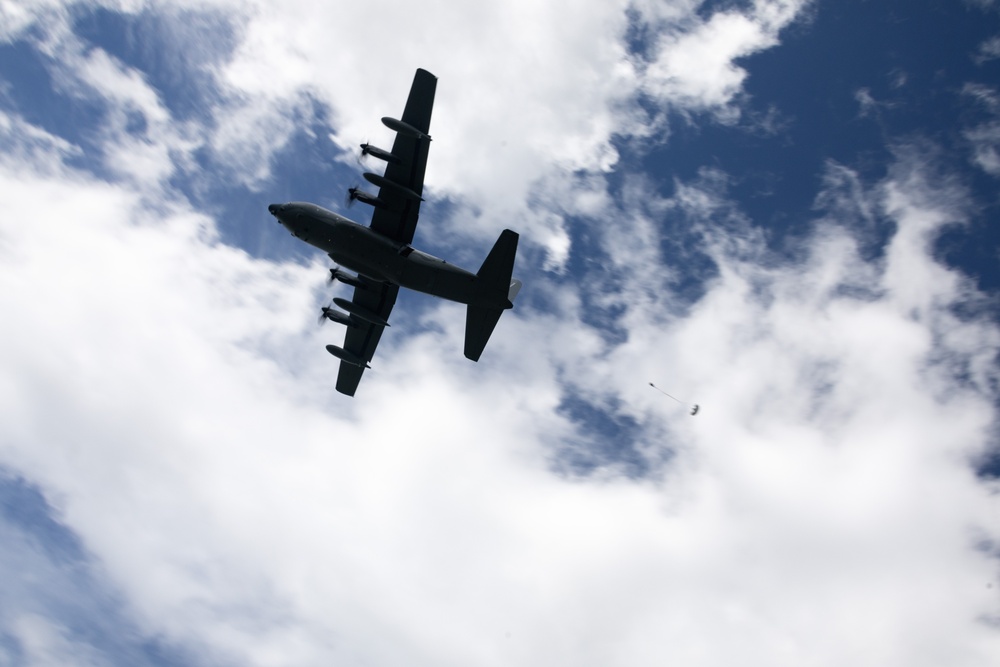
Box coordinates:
[465,304,505,362]
[508,279,522,302]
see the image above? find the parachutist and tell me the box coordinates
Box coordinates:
[650,381,699,417]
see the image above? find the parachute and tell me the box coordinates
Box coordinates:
[649,382,699,417]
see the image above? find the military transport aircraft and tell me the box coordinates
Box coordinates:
[268,68,521,396]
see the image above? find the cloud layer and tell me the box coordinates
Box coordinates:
[1,1,998,666]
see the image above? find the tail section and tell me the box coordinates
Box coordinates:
[465,230,520,361]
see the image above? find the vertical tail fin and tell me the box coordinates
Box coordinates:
[464,230,520,361]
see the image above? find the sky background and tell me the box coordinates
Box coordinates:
[1,1,1000,665]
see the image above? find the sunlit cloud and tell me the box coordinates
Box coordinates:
[0,2,998,666]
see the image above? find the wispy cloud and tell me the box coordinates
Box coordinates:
[962,83,1000,176]
[0,2,998,666]
[9,107,998,666]
[974,35,1000,64]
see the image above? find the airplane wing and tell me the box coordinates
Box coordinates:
[368,68,437,244]
[334,69,436,396]
[335,280,399,396]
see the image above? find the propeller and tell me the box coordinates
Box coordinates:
[357,139,373,166]
[359,140,374,162]
[317,300,356,328]
[359,142,401,165]
[317,299,335,326]
[345,184,362,209]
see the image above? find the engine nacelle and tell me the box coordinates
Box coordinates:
[329,268,367,289]
[326,345,369,368]
[363,172,423,201]
[347,187,386,208]
[360,143,401,164]
[333,298,391,327]
[320,307,355,327]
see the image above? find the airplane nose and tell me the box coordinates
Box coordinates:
[268,203,283,216]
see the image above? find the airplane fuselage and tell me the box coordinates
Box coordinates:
[269,202,494,307]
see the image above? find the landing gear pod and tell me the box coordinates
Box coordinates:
[381,116,431,140]
[326,345,369,368]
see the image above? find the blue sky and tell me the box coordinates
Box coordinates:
[1,1,999,666]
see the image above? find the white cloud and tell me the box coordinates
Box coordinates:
[6,614,112,667]
[856,80,921,122]
[4,101,1000,666]
[9,9,205,191]
[640,0,808,119]
[0,109,81,171]
[0,0,68,43]
[536,152,1000,664]
[3,0,813,269]
[159,0,808,265]
[1,2,998,666]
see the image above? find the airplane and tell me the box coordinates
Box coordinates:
[268,68,522,396]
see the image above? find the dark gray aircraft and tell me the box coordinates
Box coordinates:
[269,68,521,396]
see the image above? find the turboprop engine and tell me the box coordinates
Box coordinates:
[319,306,354,327]
[360,143,401,164]
[328,267,367,289]
[333,298,391,327]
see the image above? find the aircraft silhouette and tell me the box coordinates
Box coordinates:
[269,69,521,396]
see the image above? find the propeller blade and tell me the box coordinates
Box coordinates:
[345,185,360,209]
[317,299,335,326]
